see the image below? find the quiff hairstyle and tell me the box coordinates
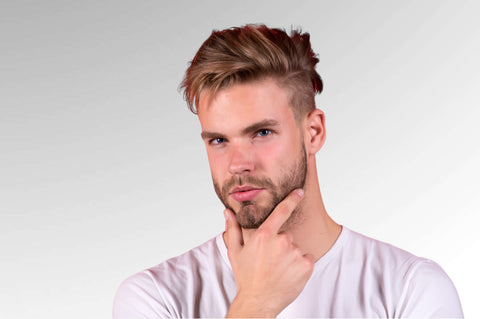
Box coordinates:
[181,24,323,122]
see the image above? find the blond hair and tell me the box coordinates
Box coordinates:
[181,24,323,121]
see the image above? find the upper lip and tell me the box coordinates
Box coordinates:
[230,185,262,194]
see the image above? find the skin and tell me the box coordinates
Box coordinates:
[198,78,342,318]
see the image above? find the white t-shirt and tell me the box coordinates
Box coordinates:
[113,227,463,318]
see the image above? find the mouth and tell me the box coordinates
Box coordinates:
[229,185,264,202]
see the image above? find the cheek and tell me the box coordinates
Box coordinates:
[259,139,302,172]
[251,147,279,176]
[256,139,293,162]
[206,151,226,179]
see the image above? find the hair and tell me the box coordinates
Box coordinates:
[180,24,323,122]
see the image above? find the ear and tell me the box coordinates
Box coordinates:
[303,109,326,155]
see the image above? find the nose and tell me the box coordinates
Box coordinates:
[228,142,254,175]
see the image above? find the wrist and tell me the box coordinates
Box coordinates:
[226,295,278,318]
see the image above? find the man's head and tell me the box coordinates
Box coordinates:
[181,24,325,229]
[181,24,323,123]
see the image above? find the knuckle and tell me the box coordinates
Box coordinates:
[305,261,314,274]
[301,256,314,272]
[256,228,270,241]
[303,256,313,267]
[281,197,300,212]
[279,232,293,242]
[277,234,292,248]
[292,247,302,257]
[274,205,291,220]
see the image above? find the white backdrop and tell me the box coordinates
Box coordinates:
[1,1,479,318]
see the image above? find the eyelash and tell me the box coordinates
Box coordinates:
[209,137,226,145]
[256,129,271,137]
[208,129,273,145]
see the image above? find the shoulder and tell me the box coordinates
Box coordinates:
[343,227,443,276]
[113,269,170,318]
[397,258,463,317]
[113,235,226,318]
[344,227,418,265]
[343,227,463,317]
[145,234,227,289]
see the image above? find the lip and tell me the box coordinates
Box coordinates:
[230,185,264,202]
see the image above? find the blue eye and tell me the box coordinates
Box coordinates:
[210,137,226,145]
[257,129,271,137]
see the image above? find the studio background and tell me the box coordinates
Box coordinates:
[1,1,478,318]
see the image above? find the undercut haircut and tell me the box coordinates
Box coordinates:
[181,24,323,122]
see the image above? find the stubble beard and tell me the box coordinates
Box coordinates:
[213,144,307,229]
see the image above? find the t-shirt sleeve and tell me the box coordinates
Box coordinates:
[113,271,172,319]
[397,259,463,318]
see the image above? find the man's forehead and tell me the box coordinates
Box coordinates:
[196,78,292,114]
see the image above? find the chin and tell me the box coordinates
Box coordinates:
[235,203,272,229]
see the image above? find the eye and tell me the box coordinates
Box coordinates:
[209,137,226,145]
[256,129,271,137]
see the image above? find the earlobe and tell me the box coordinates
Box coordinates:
[305,109,326,154]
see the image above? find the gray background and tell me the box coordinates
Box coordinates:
[1,1,479,318]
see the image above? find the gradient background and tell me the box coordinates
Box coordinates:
[1,1,479,318]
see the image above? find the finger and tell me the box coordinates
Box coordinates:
[224,208,243,254]
[259,189,304,234]
[302,253,315,275]
[303,253,315,263]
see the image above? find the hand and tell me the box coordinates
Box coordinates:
[224,189,315,318]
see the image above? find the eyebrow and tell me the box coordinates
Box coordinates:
[241,119,279,135]
[201,119,279,140]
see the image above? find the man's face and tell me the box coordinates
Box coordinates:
[198,79,307,229]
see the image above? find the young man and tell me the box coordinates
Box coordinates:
[113,24,463,318]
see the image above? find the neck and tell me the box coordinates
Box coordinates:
[241,160,341,262]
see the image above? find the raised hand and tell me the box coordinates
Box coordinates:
[224,189,315,318]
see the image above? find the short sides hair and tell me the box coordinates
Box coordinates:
[181,24,323,121]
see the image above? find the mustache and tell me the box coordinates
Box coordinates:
[222,175,276,196]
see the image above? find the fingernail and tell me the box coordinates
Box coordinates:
[296,189,304,197]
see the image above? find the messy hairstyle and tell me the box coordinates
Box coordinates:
[181,24,323,122]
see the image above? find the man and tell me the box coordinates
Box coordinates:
[113,24,463,318]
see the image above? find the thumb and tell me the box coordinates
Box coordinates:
[224,209,243,254]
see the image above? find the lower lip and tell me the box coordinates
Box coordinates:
[231,189,263,202]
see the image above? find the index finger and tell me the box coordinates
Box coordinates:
[258,189,304,234]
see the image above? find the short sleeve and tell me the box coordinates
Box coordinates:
[397,259,463,318]
[113,271,172,319]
